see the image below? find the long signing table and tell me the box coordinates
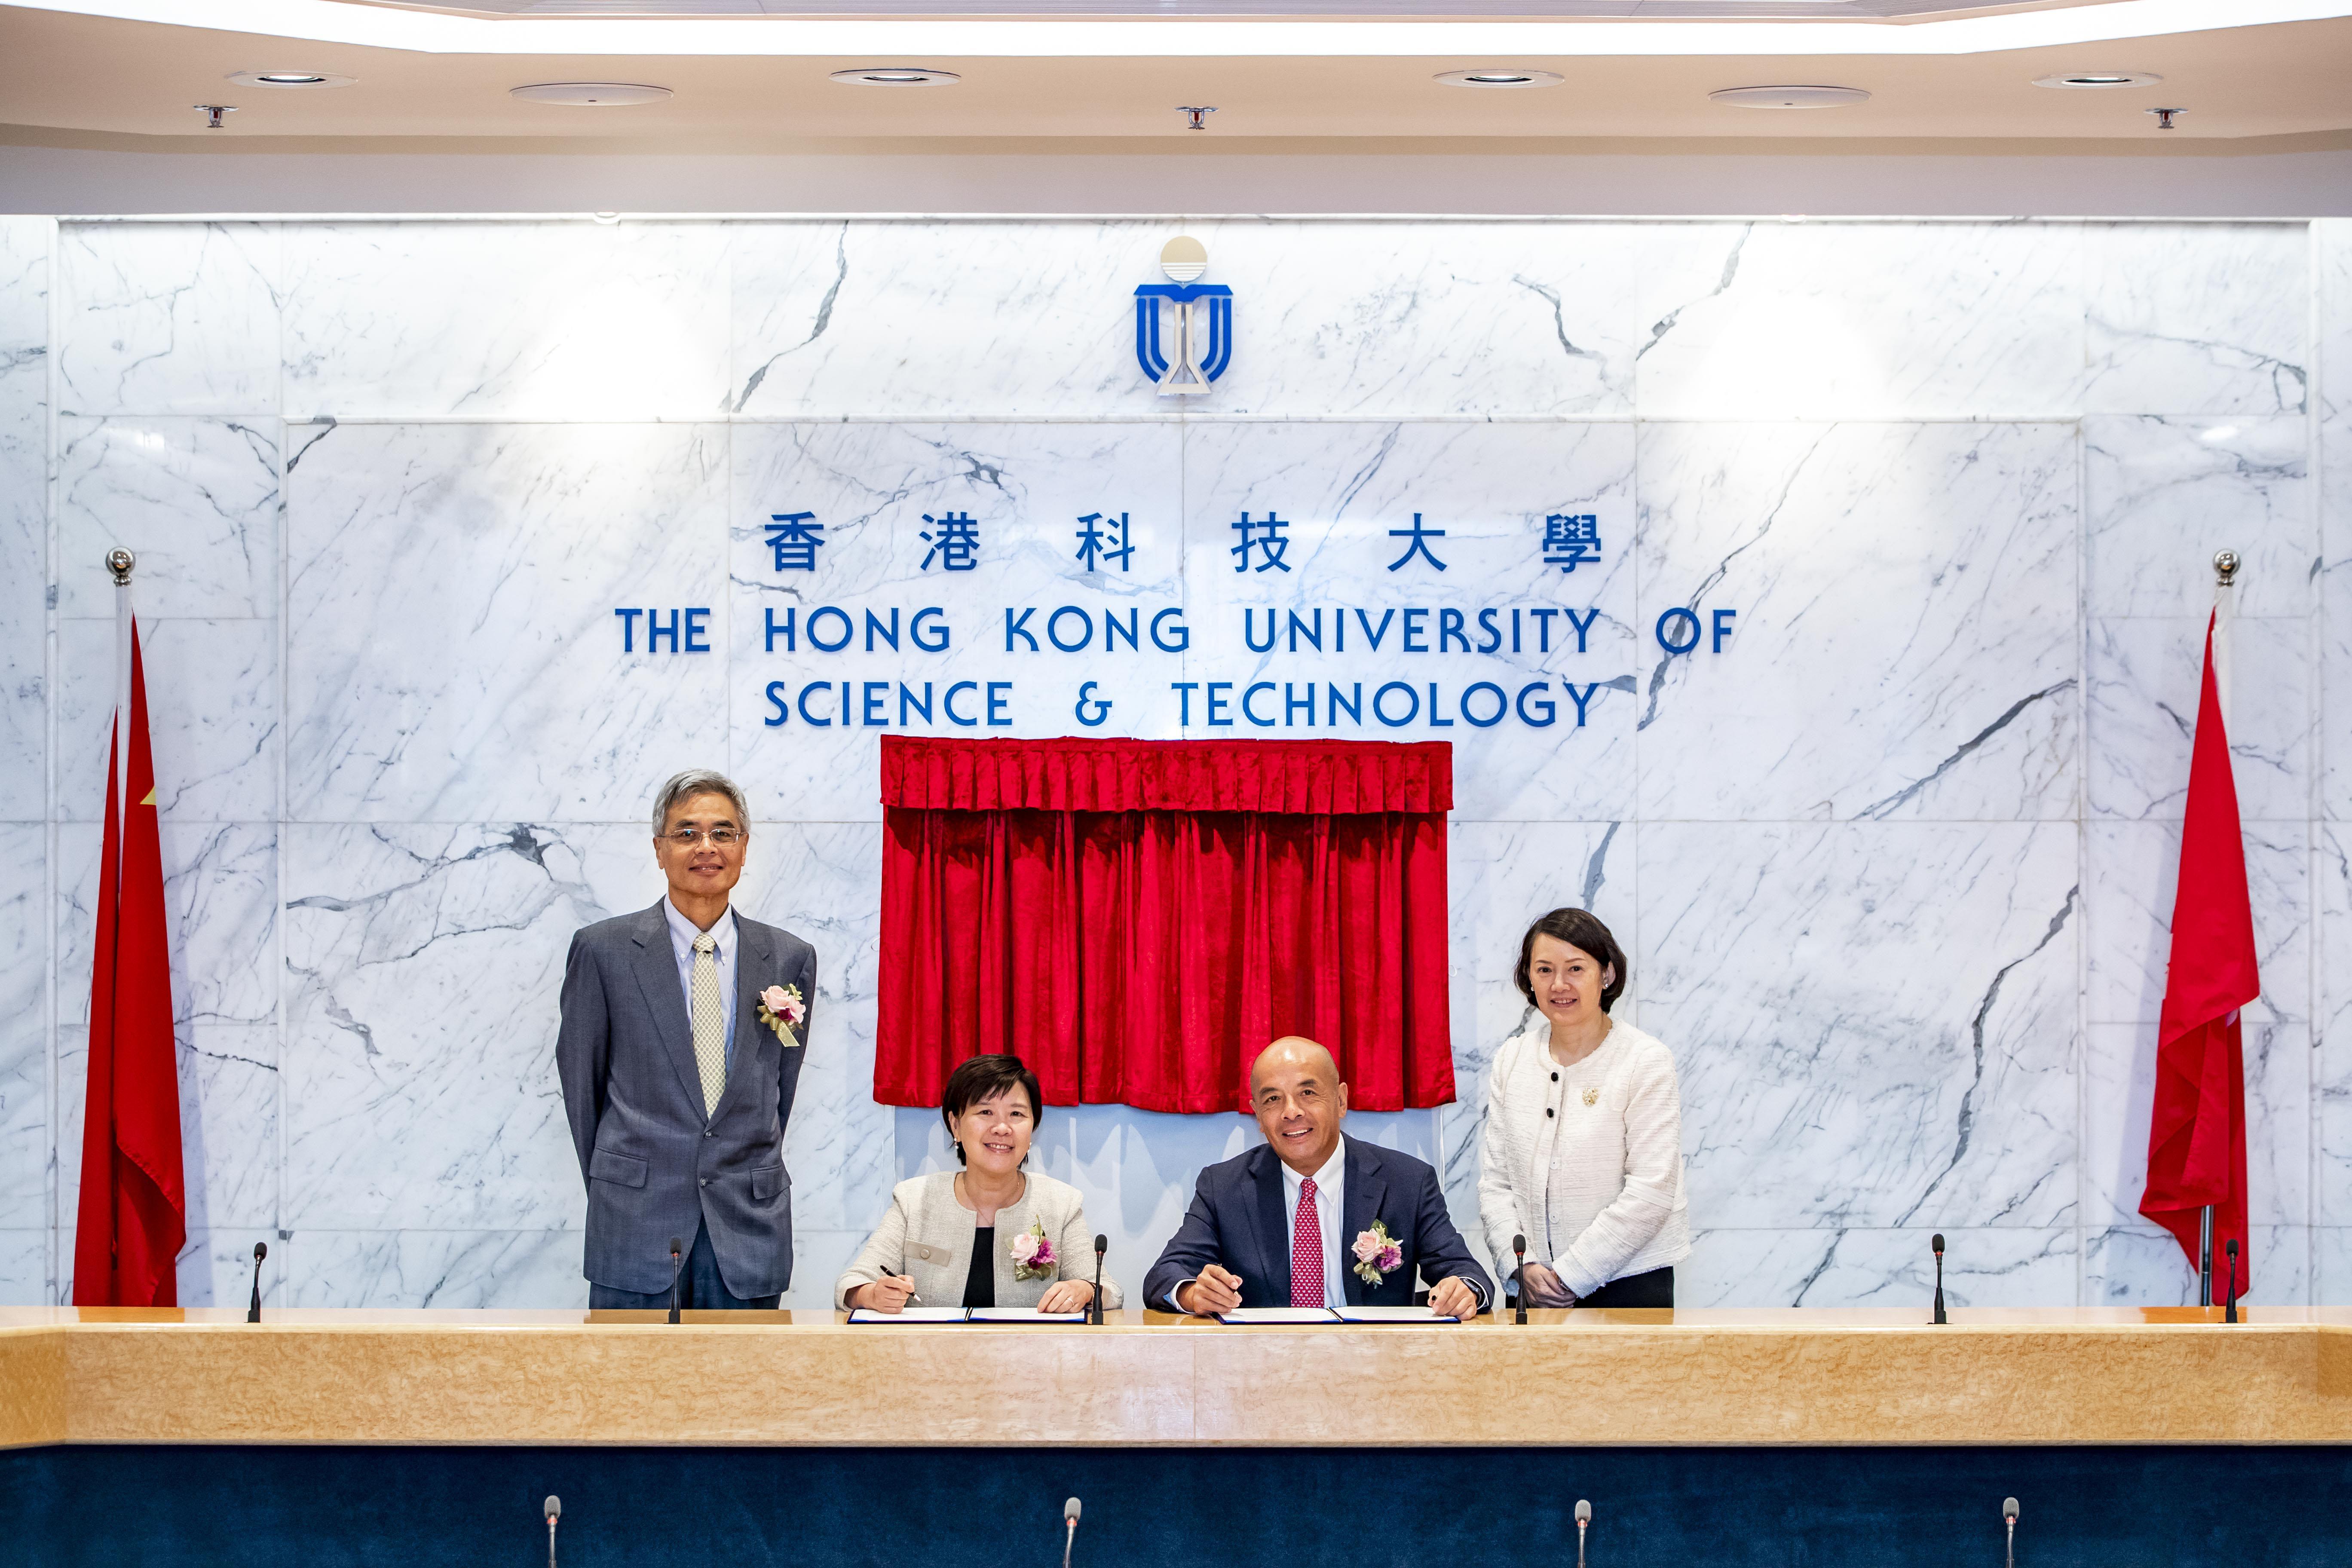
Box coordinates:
[5,1306,2349,1565]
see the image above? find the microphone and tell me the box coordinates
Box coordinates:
[1574,1499,1592,1568]
[1062,1496,1081,1568]
[544,1495,561,1568]
[667,1236,685,1324]
[1512,1235,1528,1325]
[2224,1238,2240,1324]
[1930,1233,1947,1325]
[1090,1235,1108,1326]
[2001,1496,2018,1568]
[247,1241,267,1323]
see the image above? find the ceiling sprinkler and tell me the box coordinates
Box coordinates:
[2147,107,2185,130]
[194,105,237,129]
[1176,106,1217,131]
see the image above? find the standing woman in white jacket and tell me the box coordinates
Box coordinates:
[1478,907,1690,1308]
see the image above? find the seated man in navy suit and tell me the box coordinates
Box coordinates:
[1143,1037,1492,1320]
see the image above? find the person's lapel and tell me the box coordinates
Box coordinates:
[726,916,783,1110]
[628,900,706,1115]
[1249,1146,1288,1307]
[1341,1136,1387,1307]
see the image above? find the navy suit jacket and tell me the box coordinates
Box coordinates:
[1142,1136,1494,1312]
[555,900,815,1297]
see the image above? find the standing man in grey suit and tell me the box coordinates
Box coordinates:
[557,769,817,1310]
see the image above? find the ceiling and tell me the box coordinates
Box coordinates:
[3,0,2348,144]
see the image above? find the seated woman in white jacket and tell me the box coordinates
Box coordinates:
[1478,907,1690,1308]
[837,1053,1121,1314]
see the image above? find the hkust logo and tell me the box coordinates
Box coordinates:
[1133,235,1231,396]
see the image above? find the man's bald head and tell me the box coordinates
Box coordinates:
[1250,1036,1348,1176]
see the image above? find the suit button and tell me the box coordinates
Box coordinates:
[1551,1072,1559,1082]
[700,1178,710,1187]
[704,1130,714,1138]
[1545,1108,1555,1118]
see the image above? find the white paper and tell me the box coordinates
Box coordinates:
[847,1307,970,1323]
[965,1307,1088,1323]
[1332,1305,1458,1323]
[1215,1308,1341,1324]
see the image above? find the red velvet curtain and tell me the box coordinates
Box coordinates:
[877,737,1455,1114]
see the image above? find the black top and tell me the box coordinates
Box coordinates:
[963,1227,995,1309]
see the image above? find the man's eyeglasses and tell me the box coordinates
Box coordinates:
[658,828,744,848]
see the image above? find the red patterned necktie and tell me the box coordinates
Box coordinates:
[1291,1177,1326,1308]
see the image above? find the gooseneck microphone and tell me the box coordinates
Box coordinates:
[544,1495,561,1568]
[1930,1234,1947,1325]
[667,1236,686,1324]
[1512,1234,1528,1325]
[1574,1499,1592,1568]
[2224,1238,2240,1324]
[1062,1497,1082,1568]
[247,1241,267,1323]
[1090,1235,1108,1326]
[2002,1496,2018,1568]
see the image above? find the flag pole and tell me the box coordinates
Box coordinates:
[2199,548,2237,1314]
[106,548,133,833]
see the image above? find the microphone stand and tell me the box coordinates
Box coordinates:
[2197,1205,2214,1308]
[1930,1234,1946,1325]
[1089,1235,1107,1326]
[2224,1239,2239,1324]
[246,1242,267,1323]
[667,1239,686,1325]
[1512,1234,1527,1326]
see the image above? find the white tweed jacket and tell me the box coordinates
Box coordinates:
[835,1170,1124,1311]
[1476,1016,1690,1299]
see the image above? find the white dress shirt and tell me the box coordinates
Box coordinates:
[663,898,739,1069]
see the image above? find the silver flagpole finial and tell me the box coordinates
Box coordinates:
[105,548,135,585]
[2212,549,2239,586]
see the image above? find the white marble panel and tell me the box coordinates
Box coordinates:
[1444,820,1628,1250]
[2322,220,2352,429]
[1642,822,2079,1232]
[1633,222,2084,420]
[55,416,280,620]
[178,1024,279,1234]
[0,825,45,1231]
[291,1229,586,1310]
[54,820,277,1033]
[2084,415,2311,620]
[2326,224,2352,823]
[2320,824,2352,1229]
[55,222,279,417]
[1183,421,1638,822]
[2085,222,2308,416]
[282,222,729,420]
[1683,1225,2076,1310]
[281,822,646,1231]
[2084,1021,2311,1234]
[729,422,1186,822]
[2319,1226,2352,1305]
[786,1228,866,1311]
[56,617,277,824]
[1635,423,2079,822]
[732,220,1638,420]
[2086,1222,2308,1308]
[287,422,729,823]
[2082,819,2309,1029]
[0,1230,44,1306]
[0,217,47,822]
[2087,616,2312,824]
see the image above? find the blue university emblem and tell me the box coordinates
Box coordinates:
[1133,236,1231,396]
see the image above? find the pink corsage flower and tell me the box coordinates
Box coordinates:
[756,984,806,1044]
[1011,1219,1057,1281]
[1351,1221,1403,1285]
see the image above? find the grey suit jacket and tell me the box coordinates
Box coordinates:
[556,900,817,1297]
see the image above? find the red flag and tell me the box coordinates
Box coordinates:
[2138,607,2258,1290]
[72,621,186,1306]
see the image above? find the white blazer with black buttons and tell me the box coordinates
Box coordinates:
[835,1169,1123,1311]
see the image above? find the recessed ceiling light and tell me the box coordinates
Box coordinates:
[229,70,355,89]
[509,83,674,107]
[2032,71,2163,89]
[1709,85,1871,110]
[1434,68,1564,89]
[828,68,961,86]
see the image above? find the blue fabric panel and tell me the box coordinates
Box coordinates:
[3,1444,2346,1567]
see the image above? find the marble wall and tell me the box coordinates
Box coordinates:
[0,214,2344,1312]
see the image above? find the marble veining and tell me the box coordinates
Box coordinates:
[2,215,2343,1310]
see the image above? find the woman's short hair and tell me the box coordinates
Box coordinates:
[940,1054,1043,1165]
[1513,908,1628,1014]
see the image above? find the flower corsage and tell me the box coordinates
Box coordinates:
[756,984,806,1045]
[1351,1221,1404,1286]
[1009,1218,1057,1282]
